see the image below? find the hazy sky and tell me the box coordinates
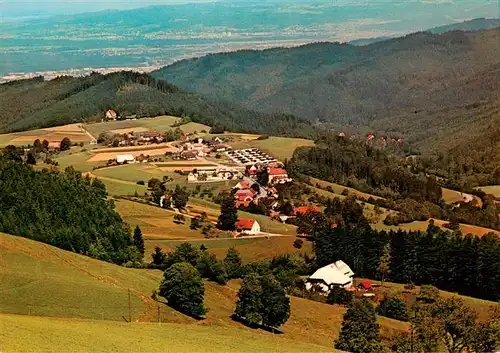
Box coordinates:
[1,0,217,16]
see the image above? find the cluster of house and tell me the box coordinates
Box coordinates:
[187,167,241,183]
[246,163,292,184]
[305,260,374,294]
[227,148,277,165]
[179,137,232,160]
[233,178,279,208]
[106,131,167,148]
[366,133,402,144]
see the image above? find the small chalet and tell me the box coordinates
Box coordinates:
[105,109,118,120]
[306,260,355,292]
[235,219,261,235]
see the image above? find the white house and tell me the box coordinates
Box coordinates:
[235,219,261,235]
[305,260,354,292]
[116,154,135,164]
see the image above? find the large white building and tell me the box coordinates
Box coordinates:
[305,260,355,292]
[115,154,135,164]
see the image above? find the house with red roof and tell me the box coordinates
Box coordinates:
[235,219,261,235]
[234,189,256,202]
[268,167,289,184]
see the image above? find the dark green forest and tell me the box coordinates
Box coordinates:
[155,28,500,154]
[0,71,315,138]
[311,209,500,301]
[0,156,138,263]
[289,137,500,230]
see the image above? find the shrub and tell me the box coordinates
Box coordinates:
[136,180,145,185]
[326,286,353,305]
[418,285,440,303]
[293,238,303,249]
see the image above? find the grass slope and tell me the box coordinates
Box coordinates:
[0,232,403,349]
[0,313,329,353]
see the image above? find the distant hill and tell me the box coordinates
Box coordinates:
[350,18,500,46]
[0,72,314,137]
[430,17,500,34]
[154,28,500,152]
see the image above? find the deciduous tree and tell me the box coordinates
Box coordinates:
[159,262,207,317]
[335,299,382,353]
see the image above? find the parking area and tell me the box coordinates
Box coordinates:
[226,148,278,165]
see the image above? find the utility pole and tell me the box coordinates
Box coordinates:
[157,303,160,326]
[128,288,131,323]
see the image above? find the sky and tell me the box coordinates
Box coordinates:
[0,0,218,17]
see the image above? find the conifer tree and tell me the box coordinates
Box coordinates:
[224,247,242,279]
[133,225,145,256]
[217,193,238,230]
[378,242,391,286]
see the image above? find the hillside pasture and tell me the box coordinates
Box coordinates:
[310,177,384,201]
[0,232,406,350]
[114,199,205,241]
[477,185,500,197]
[374,218,499,237]
[0,123,91,147]
[0,313,330,353]
[87,145,178,162]
[230,136,315,161]
[441,187,482,207]
[84,115,181,137]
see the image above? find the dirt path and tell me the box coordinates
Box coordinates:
[83,172,140,186]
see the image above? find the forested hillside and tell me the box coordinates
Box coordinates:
[155,28,500,151]
[0,72,315,138]
[0,156,136,263]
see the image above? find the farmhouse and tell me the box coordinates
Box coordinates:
[268,167,290,184]
[305,260,355,292]
[234,189,256,202]
[180,150,198,160]
[105,109,118,120]
[235,219,261,235]
[116,154,135,164]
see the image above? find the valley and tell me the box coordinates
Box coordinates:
[1,14,500,353]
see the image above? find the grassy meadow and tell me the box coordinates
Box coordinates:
[0,313,330,353]
[230,136,315,161]
[477,185,500,197]
[0,232,406,350]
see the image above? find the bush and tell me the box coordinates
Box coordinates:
[326,286,353,305]
[136,180,145,185]
[418,285,440,303]
[293,239,303,249]
[377,293,409,321]
[257,135,269,140]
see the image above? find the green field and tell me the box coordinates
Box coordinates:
[230,136,315,161]
[0,232,407,349]
[84,115,181,137]
[477,185,500,197]
[0,314,329,353]
[310,177,384,201]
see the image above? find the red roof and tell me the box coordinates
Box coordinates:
[235,218,256,230]
[359,280,372,289]
[268,168,287,176]
[294,205,321,215]
[235,189,255,197]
